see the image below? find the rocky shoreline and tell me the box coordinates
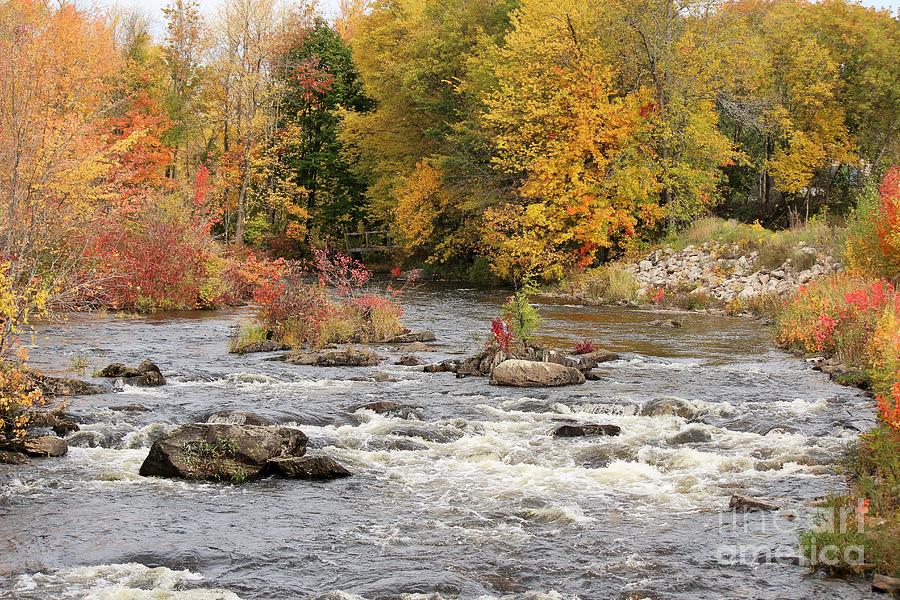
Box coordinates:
[627,241,841,303]
[545,241,841,316]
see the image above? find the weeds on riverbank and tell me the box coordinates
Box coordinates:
[669,217,842,264]
[785,168,900,579]
[559,264,641,304]
[231,251,405,352]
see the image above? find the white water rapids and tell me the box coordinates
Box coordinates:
[0,286,879,599]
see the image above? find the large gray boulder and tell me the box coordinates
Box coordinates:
[33,375,109,397]
[139,424,307,481]
[98,360,166,387]
[383,330,436,344]
[490,360,586,387]
[641,397,701,420]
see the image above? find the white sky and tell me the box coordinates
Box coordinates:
[96,0,342,28]
[97,0,899,30]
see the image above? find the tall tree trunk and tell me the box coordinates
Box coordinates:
[235,152,250,247]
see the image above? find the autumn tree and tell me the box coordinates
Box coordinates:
[162,0,207,179]
[344,0,517,264]
[479,0,662,280]
[0,0,121,356]
[213,0,283,246]
[271,19,372,247]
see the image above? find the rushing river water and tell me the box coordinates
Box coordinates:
[0,285,880,599]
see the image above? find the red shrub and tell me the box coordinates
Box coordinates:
[490,317,514,353]
[312,249,370,297]
[575,339,596,354]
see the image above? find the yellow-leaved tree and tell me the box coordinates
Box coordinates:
[479,0,661,280]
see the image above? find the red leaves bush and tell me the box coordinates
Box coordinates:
[489,317,513,353]
[575,339,596,354]
[249,251,404,348]
[778,276,900,431]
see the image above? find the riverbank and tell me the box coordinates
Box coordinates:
[546,214,899,585]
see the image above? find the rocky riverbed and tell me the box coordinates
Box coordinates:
[0,286,880,599]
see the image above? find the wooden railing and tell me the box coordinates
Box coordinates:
[343,231,397,254]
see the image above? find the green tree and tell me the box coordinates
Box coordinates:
[274,20,373,246]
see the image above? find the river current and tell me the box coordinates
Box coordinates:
[0,285,879,599]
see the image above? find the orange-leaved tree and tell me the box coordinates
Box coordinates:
[0,0,121,357]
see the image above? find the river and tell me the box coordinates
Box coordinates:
[0,285,879,599]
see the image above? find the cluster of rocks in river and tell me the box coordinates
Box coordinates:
[626,242,841,303]
[97,359,166,387]
[425,347,619,387]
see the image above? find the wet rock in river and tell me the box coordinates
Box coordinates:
[553,423,621,437]
[348,371,398,383]
[490,359,585,387]
[641,397,701,420]
[571,350,621,370]
[352,401,421,419]
[647,319,682,328]
[668,427,712,444]
[456,355,486,378]
[99,360,166,387]
[729,494,781,512]
[26,410,80,436]
[139,423,307,481]
[424,360,458,374]
[395,355,421,366]
[110,403,151,412]
[285,348,381,367]
[402,342,430,352]
[33,374,109,397]
[383,330,437,344]
[872,574,900,595]
[230,340,291,355]
[0,450,30,465]
[262,455,350,481]
[387,424,464,443]
[576,444,637,468]
[206,411,275,426]
[1,436,69,457]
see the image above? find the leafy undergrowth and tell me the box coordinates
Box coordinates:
[231,251,407,352]
[799,428,900,577]
[782,168,900,579]
[0,363,45,441]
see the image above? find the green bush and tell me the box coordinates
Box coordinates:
[502,276,543,347]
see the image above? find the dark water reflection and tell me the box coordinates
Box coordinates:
[0,285,877,599]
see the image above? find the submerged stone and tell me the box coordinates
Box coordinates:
[667,427,712,444]
[729,494,781,512]
[262,455,350,480]
[553,424,621,437]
